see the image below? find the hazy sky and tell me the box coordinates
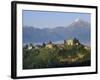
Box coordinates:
[23,10,90,29]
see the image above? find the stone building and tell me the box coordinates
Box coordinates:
[45,41,54,49]
[65,38,80,46]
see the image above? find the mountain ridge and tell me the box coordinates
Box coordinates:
[23,19,90,45]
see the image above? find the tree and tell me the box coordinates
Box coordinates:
[42,42,46,47]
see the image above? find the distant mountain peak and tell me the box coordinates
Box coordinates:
[74,18,87,24]
[74,18,81,22]
[69,18,90,28]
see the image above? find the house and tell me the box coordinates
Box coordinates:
[67,39,74,46]
[28,45,32,50]
[35,45,42,49]
[84,46,90,50]
[46,41,54,49]
[28,43,34,50]
[66,38,80,46]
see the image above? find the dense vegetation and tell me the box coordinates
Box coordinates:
[23,44,91,69]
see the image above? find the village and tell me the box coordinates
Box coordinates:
[24,38,89,50]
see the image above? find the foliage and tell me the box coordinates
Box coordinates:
[23,44,91,69]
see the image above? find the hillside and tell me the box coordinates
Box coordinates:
[23,39,91,69]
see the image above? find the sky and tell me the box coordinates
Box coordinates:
[23,10,91,29]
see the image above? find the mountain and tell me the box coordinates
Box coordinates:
[23,19,90,45]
